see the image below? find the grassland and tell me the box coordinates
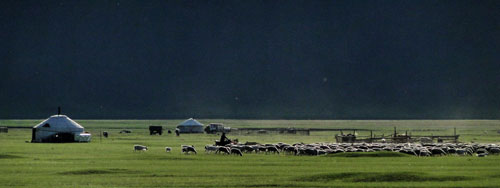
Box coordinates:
[1,119,500,187]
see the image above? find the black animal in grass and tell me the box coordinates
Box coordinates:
[230,148,243,156]
[182,145,197,154]
[266,146,280,155]
[216,147,231,155]
[430,148,447,156]
[149,126,163,135]
[119,130,131,134]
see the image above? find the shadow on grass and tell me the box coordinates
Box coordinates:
[130,155,199,161]
[325,151,411,157]
[297,172,471,182]
[243,184,280,187]
[60,168,140,175]
[0,154,22,159]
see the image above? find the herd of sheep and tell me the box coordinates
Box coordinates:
[134,142,500,157]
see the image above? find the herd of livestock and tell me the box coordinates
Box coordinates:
[134,142,500,157]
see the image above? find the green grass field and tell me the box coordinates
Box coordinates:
[1,119,500,187]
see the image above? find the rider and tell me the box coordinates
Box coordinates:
[220,132,230,144]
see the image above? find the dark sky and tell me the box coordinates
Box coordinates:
[0,0,499,119]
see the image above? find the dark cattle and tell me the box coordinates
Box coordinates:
[103,131,108,138]
[149,126,163,135]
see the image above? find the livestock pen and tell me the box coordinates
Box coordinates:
[334,127,460,143]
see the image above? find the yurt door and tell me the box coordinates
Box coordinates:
[31,128,36,142]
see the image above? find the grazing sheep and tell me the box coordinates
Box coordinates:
[201,142,500,158]
[319,145,330,150]
[455,149,467,155]
[216,147,231,155]
[317,150,327,155]
[241,145,255,153]
[257,146,267,153]
[301,148,318,156]
[205,145,219,153]
[431,148,447,156]
[283,146,298,155]
[230,148,243,156]
[266,146,280,154]
[134,145,148,152]
[476,148,488,155]
[488,147,500,154]
[165,147,172,152]
[182,145,197,154]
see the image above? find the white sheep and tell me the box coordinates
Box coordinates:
[205,145,219,153]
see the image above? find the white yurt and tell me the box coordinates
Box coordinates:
[31,112,91,143]
[176,118,204,133]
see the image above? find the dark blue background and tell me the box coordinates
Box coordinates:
[1,0,499,119]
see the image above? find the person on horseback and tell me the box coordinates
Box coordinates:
[220,133,231,145]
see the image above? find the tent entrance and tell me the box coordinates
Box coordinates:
[31,128,36,142]
[44,132,75,143]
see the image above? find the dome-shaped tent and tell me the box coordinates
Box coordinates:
[176,118,204,133]
[31,115,91,143]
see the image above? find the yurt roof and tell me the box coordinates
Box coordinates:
[34,115,84,131]
[178,118,203,126]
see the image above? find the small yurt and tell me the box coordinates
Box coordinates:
[176,118,204,133]
[31,111,91,143]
